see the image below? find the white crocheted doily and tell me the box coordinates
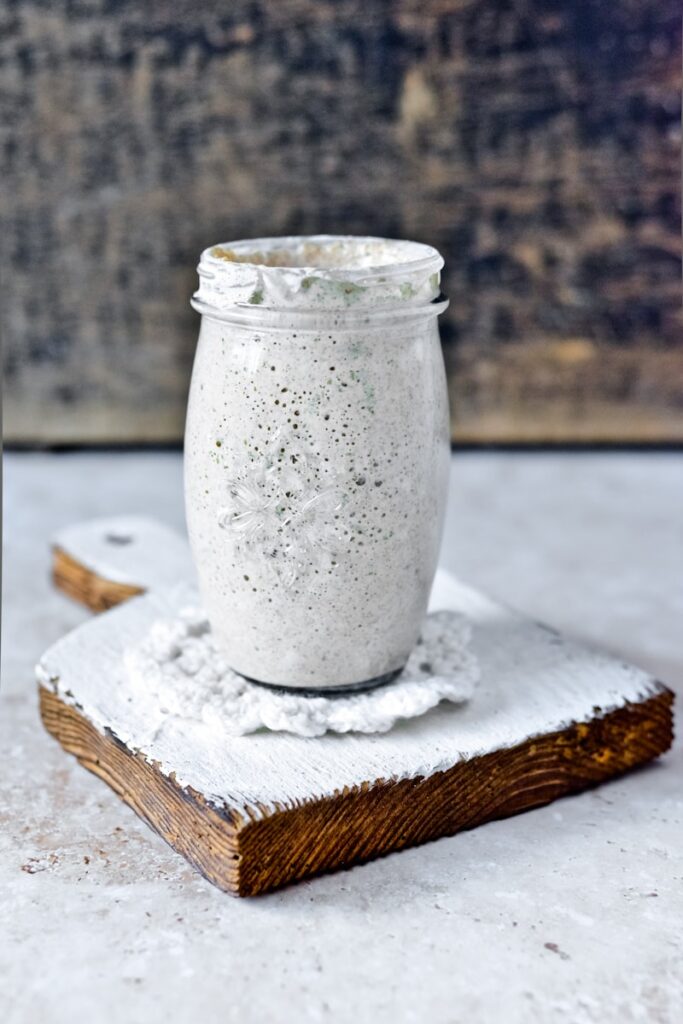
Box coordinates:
[124,609,479,738]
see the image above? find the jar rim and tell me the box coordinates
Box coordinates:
[191,295,449,330]
[193,234,445,315]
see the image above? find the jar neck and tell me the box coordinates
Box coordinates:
[191,296,449,331]
[192,235,447,322]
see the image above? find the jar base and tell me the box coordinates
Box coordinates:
[236,666,405,698]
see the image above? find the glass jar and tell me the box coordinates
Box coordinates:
[185,235,450,692]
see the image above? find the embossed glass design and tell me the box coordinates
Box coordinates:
[217,427,346,588]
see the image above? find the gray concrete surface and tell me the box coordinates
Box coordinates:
[2,452,682,1023]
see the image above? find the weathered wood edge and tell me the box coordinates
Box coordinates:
[53,545,144,611]
[39,686,245,894]
[39,683,674,897]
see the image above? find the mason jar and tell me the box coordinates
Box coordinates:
[185,235,450,692]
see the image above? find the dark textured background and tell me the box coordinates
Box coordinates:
[2,0,681,444]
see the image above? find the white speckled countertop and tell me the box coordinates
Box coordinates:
[2,452,682,1023]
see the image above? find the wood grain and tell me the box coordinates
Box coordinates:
[40,688,243,893]
[53,546,144,612]
[3,1,681,445]
[39,684,674,896]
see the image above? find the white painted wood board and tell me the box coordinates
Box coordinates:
[38,526,664,817]
[53,516,195,589]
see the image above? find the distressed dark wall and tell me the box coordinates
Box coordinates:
[2,0,681,444]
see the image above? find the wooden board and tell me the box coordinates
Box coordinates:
[52,515,195,610]
[3,2,681,446]
[39,518,674,896]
